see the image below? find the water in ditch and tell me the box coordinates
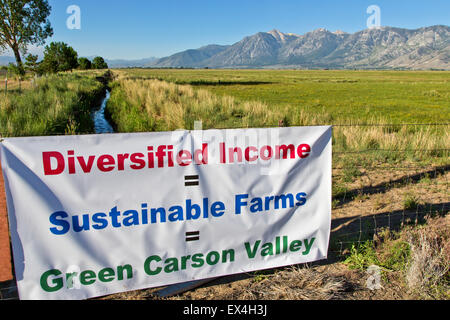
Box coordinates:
[92,89,114,134]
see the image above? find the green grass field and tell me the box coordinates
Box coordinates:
[120,69,450,124]
[107,69,449,168]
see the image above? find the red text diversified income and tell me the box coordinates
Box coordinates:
[42,142,311,176]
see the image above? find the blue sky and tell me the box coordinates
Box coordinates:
[3,0,450,59]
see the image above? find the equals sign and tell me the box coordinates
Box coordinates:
[184,175,199,187]
[185,231,200,242]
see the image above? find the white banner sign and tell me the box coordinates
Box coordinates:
[0,126,332,300]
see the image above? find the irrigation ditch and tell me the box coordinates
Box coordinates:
[89,71,115,135]
[92,89,114,134]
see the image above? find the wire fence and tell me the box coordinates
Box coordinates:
[329,162,449,256]
[0,122,449,137]
[0,122,448,299]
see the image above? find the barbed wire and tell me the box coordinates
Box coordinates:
[0,121,449,138]
[330,162,448,257]
[334,148,449,154]
[333,123,450,127]
[330,210,449,256]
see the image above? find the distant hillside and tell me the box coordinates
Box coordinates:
[103,57,158,68]
[152,45,230,68]
[149,25,450,70]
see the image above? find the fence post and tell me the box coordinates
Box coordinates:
[0,155,13,282]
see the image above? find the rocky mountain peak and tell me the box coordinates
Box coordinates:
[333,30,347,35]
[149,25,450,70]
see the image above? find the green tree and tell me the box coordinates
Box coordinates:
[92,56,108,69]
[41,42,78,73]
[78,57,92,70]
[24,53,39,74]
[0,0,53,71]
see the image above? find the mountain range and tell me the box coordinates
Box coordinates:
[149,25,450,70]
[1,25,448,70]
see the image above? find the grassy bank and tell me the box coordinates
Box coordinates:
[0,72,107,137]
[107,77,282,132]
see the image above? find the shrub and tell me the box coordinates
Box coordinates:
[403,193,420,211]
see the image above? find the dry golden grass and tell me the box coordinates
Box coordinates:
[221,266,351,300]
[107,77,284,132]
[406,215,450,299]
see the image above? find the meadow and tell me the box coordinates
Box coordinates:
[119,69,450,124]
[107,69,449,167]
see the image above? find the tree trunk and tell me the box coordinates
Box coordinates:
[12,45,23,67]
[12,44,25,78]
